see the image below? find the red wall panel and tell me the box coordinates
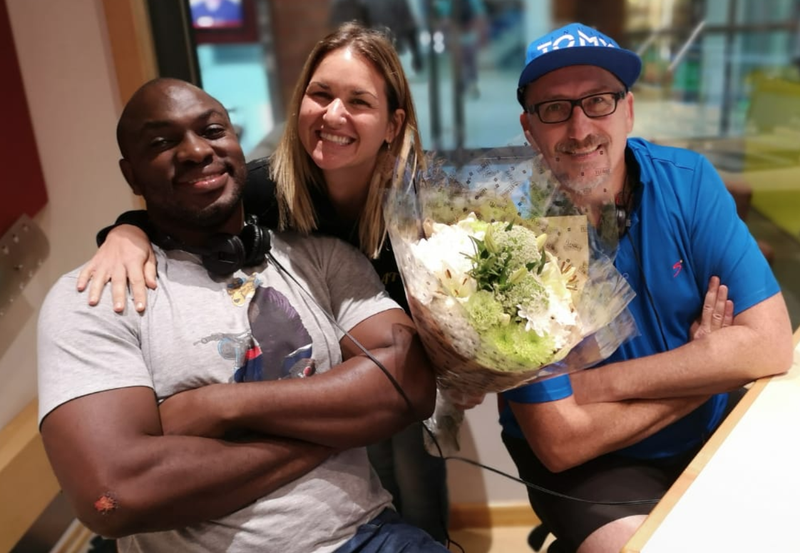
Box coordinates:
[0,0,48,236]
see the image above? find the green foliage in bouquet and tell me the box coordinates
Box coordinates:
[415,215,579,371]
[467,222,548,295]
[483,323,557,367]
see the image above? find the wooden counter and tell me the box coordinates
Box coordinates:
[623,326,800,552]
[0,400,60,553]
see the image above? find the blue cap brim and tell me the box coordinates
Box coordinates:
[518,46,642,90]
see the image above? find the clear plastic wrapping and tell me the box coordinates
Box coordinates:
[384,145,638,454]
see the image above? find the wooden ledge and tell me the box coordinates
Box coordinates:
[0,400,60,553]
[450,502,540,530]
[623,325,800,552]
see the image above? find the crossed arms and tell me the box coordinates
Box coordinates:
[40,308,436,538]
[510,279,793,473]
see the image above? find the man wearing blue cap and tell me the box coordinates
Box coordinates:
[499,22,793,552]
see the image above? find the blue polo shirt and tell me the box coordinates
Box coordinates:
[500,137,780,459]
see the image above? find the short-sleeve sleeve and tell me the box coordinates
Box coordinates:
[323,238,401,334]
[37,272,154,425]
[502,373,573,404]
[685,156,779,314]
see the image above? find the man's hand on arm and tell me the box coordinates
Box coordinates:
[689,275,734,340]
[572,279,793,404]
[159,309,437,449]
[41,386,333,538]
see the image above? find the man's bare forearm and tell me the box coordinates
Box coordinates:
[42,392,333,539]
[65,435,329,537]
[514,394,709,473]
[162,340,436,448]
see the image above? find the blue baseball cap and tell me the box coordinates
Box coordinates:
[517,23,642,106]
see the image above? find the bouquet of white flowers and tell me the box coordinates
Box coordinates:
[384,142,637,454]
[412,213,580,366]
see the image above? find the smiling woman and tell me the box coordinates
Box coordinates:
[271,23,420,259]
[296,47,404,223]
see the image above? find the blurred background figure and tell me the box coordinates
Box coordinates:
[331,0,425,73]
[435,0,489,98]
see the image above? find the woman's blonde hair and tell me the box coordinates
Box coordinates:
[270,22,424,258]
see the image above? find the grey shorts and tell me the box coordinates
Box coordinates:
[501,388,746,552]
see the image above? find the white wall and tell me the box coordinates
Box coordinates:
[1,0,139,429]
[447,399,528,503]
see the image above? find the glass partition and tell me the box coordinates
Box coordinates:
[145,0,800,324]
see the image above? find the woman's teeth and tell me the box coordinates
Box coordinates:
[320,132,353,145]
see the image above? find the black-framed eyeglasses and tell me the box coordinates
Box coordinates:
[524,91,627,124]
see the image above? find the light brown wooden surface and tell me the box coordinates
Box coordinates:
[623,325,800,552]
[0,400,60,553]
[449,502,539,530]
[100,0,157,107]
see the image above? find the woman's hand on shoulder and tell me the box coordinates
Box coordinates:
[77,225,157,313]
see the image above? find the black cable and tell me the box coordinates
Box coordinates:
[267,250,662,509]
[268,251,462,548]
[266,251,415,412]
[448,455,658,507]
[446,536,466,553]
[415,419,657,507]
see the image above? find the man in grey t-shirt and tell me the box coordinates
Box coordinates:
[37,78,447,552]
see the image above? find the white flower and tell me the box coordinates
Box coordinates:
[410,220,479,298]
[517,251,578,349]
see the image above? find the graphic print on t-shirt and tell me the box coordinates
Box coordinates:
[226,274,261,306]
[194,330,253,370]
[234,286,316,382]
[194,275,261,373]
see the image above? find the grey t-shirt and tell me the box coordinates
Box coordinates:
[38,231,398,553]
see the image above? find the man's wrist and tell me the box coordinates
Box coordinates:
[571,365,620,404]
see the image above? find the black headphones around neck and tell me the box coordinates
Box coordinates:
[156,214,271,276]
[615,192,631,239]
[615,148,641,239]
